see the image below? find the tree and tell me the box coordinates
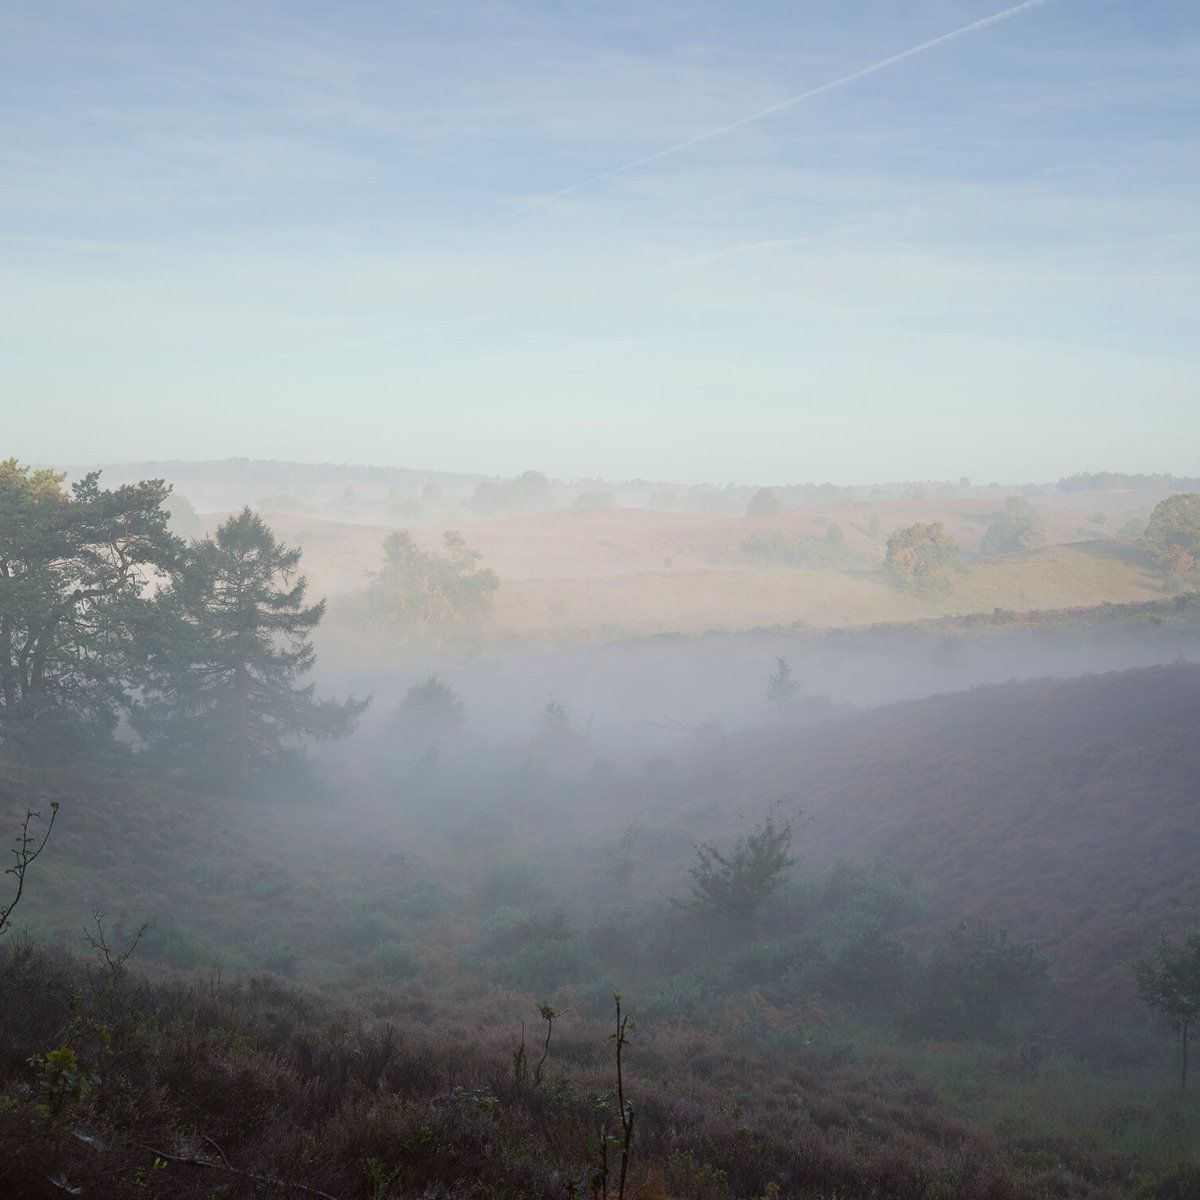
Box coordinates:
[1135,931,1200,1093]
[745,488,781,517]
[136,508,366,787]
[766,657,799,714]
[394,673,464,744]
[362,530,499,642]
[471,470,554,516]
[885,522,961,592]
[980,496,1045,556]
[686,813,793,922]
[1145,494,1200,578]
[0,460,179,754]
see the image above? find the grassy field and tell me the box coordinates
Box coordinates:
[239,496,1171,644]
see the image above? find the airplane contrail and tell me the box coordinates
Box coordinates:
[480,0,1055,229]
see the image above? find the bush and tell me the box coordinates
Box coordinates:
[820,923,915,1011]
[819,860,929,931]
[910,921,1047,1040]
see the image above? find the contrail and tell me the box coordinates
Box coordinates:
[482,0,1055,228]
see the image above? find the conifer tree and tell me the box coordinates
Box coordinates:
[0,459,178,755]
[138,508,366,786]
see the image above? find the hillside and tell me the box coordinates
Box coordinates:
[4,665,1200,1195]
[687,664,1200,1005]
[9,665,1198,1011]
[239,502,1170,643]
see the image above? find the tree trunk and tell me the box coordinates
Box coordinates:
[235,673,250,787]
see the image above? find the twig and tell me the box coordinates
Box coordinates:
[144,1146,342,1200]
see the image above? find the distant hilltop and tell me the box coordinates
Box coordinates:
[60,457,489,491]
[57,459,1200,498]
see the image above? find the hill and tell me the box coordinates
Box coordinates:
[688,664,1200,1005]
[4,665,1200,1195]
[247,503,1170,644]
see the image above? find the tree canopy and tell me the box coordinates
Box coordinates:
[136,508,366,786]
[1145,494,1200,577]
[745,487,781,517]
[980,496,1045,556]
[1135,930,1200,1092]
[0,459,179,755]
[885,522,961,592]
[362,529,499,642]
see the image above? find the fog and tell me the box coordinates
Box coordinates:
[5,0,1200,1194]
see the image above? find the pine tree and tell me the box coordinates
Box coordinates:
[0,459,179,756]
[137,508,367,787]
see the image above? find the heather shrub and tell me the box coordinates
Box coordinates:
[369,940,420,982]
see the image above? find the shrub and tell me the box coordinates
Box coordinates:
[910,921,1047,1039]
[686,814,794,923]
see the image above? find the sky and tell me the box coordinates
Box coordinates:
[1,0,1197,484]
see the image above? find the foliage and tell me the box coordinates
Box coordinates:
[911,922,1048,1039]
[980,496,1046,556]
[885,522,962,592]
[135,508,366,787]
[1145,495,1200,577]
[470,470,554,516]
[164,491,204,539]
[393,673,464,743]
[687,814,794,922]
[745,488,781,517]
[1135,931,1200,1091]
[740,531,858,570]
[361,529,499,641]
[29,1044,97,1124]
[0,459,179,754]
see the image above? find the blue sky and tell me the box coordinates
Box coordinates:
[1,0,1196,483]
